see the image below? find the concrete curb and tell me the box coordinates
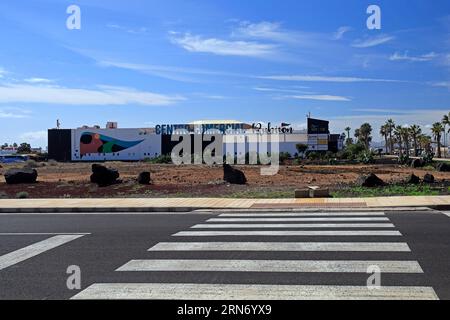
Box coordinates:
[0,205,444,213]
[0,207,200,213]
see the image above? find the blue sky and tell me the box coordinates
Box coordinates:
[0,0,449,148]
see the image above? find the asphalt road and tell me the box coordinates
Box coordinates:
[0,210,449,300]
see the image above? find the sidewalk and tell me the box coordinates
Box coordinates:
[0,196,449,213]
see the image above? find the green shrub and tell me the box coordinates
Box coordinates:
[397,154,410,165]
[305,151,320,160]
[358,150,375,164]
[144,155,172,164]
[24,159,38,168]
[16,191,29,199]
[340,143,366,160]
[279,152,291,163]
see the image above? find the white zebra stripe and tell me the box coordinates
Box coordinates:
[148,242,411,252]
[116,259,423,273]
[191,223,395,229]
[71,283,439,300]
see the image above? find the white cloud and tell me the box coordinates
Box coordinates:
[431,81,450,89]
[170,33,278,57]
[232,21,293,42]
[334,26,351,40]
[24,78,54,84]
[20,130,47,142]
[253,86,310,94]
[0,84,184,106]
[287,94,350,102]
[352,35,395,48]
[259,75,402,83]
[0,67,7,78]
[390,51,437,62]
[106,23,149,35]
[0,107,31,118]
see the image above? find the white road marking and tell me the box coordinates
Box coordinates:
[219,212,386,217]
[208,217,390,222]
[117,259,423,273]
[191,223,395,229]
[442,211,450,218]
[148,242,411,252]
[71,283,439,300]
[174,230,402,236]
[0,233,90,236]
[0,234,86,271]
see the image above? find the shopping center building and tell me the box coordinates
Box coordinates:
[47,118,344,162]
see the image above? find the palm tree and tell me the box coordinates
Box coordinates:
[401,127,410,156]
[379,125,388,154]
[354,128,360,143]
[431,122,444,158]
[394,125,403,157]
[443,113,450,157]
[386,119,395,154]
[409,125,421,156]
[361,123,373,149]
[418,134,432,153]
[345,127,351,145]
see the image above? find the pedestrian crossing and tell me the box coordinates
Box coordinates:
[72,211,439,300]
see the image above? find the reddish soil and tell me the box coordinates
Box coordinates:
[0,162,448,198]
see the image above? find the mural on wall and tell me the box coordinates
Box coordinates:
[80,132,144,157]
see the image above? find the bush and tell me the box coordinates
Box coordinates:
[340,143,366,160]
[24,160,38,168]
[16,191,29,199]
[48,159,58,166]
[398,154,411,165]
[144,155,172,164]
[279,152,291,163]
[305,151,320,160]
[358,151,375,164]
[422,151,434,164]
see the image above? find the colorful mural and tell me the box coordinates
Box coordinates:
[80,132,144,157]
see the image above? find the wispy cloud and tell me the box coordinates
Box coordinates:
[351,108,411,114]
[0,83,184,106]
[97,60,245,82]
[106,23,149,35]
[0,107,32,118]
[431,81,450,89]
[0,67,7,78]
[390,51,437,62]
[253,86,310,94]
[232,21,294,43]
[20,130,47,142]
[352,34,395,48]
[170,32,279,58]
[259,75,402,83]
[287,94,351,102]
[24,77,54,84]
[333,26,351,40]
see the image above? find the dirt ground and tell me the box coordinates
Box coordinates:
[0,161,449,199]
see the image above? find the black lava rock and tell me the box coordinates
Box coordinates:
[356,173,385,187]
[4,168,38,184]
[90,164,119,186]
[405,174,420,185]
[423,173,435,183]
[137,171,151,184]
[223,164,247,185]
[410,158,424,168]
[436,162,450,172]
